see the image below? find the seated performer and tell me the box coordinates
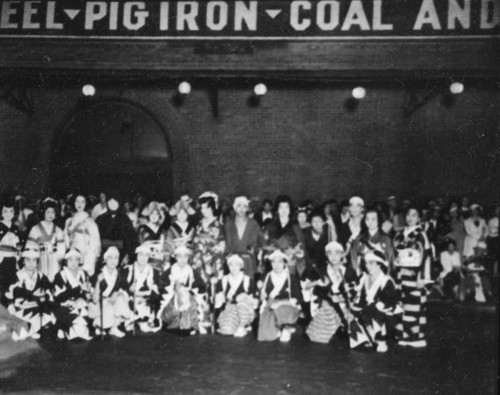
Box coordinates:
[52,248,93,340]
[125,244,162,333]
[215,254,257,337]
[88,247,132,338]
[305,241,357,344]
[5,247,56,339]
[257,249,302,343]
[349,250,401,353]
[159,244,206,335]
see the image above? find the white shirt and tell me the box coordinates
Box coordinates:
[439,251,461,277]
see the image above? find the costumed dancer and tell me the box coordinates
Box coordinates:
[5,247,56,339]
[349,249,401,353]
[305,241,357,344]
[52,248,93,340]
[192,192,225,329]
[393,206,432,348]
[88,247,132,338]
[0,198,22,299]
[63,194,101,277]
[215,254,257,337]
[257,249,302,343]
[27,198,65,282]
[137,201,169,274]
[159,244,206,334]
[165,196,196,265]
[125,244,162,333]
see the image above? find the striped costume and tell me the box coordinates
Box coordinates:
[393,226,432,348]
[306,263,358,344]
[215,272,256,335]
[257,269,302,341]
[349,272,401,349]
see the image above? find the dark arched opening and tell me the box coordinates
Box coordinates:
[50,99,172,200]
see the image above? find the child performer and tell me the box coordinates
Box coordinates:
[5,247,56,339]
[349,250,401,353]
[88,247,132,338]
[215,254,257,337]
[159,244,206,335]
[52,248,93,340]
[126,244,162,333]
[305,241,357,344]
[258,249,302,343]
[393,206,432,348]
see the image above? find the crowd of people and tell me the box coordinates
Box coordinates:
[0,191,498,354]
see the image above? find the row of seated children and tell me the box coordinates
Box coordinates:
[2,240,404,353]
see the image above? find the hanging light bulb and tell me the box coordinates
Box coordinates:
[352,87,366,100]
[178,81,191,95]
[82,84,96,97]
[449,82,464,95]
[254,83,268,96]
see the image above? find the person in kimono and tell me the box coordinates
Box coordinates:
[165,196,196,263]
[337,196,364,253]
[159,244,206,335]
[215,254,257,337]
[393,206,432,348]
[88,247,132,338]
[138,201,168,273]
[125,244,162,333]
[254,199,274,231]
[64,194,101,277]
[95,196,137,267]
[349,249,401,353]
[224,196,262,279]
[350,208,395,276]
[265,195,305,276]
[305,241,357,344]
[303,209,330,276]
[257,249,302,343]
[0,199,22,301]
[52,248,92,340]
[27,198,65,282]
[5,248,56,339]
[463,204,488,259]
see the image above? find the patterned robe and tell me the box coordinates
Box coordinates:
[53,267,92,340]
[349,272,401,349]
[192,218,225,284]
[125,263,161,326]
[158,263,206,331]
[5,269,56,337]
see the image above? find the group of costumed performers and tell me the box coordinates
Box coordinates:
[0,191,445,357]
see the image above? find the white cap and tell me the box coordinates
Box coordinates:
[174,244,193,256]
[233,196,250,211]
[268,249,288,263]
[349,196,365,207]
[227,254,245,268]
[64,248,81,260]
[103,246,120,260]
[135,244,151,255]
[325,241,344,254]
[22,248,40,259]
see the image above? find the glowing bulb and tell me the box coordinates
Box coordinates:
[254,83,267,96]
[82,84,96,97]
[449,82,464,95]
[352,87,366,100]
[178,81,191,95]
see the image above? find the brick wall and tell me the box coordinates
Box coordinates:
[0,83,498,205]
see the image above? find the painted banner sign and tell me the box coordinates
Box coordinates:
[0,0,498,40]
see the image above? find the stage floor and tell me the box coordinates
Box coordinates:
[0,301,497,395]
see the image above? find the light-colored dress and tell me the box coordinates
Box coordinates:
[27,222,65,282]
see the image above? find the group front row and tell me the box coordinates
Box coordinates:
[3,241,414,353]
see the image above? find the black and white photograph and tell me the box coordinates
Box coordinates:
[0,0,498,393]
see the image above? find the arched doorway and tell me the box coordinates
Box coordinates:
[51,100,172,200]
